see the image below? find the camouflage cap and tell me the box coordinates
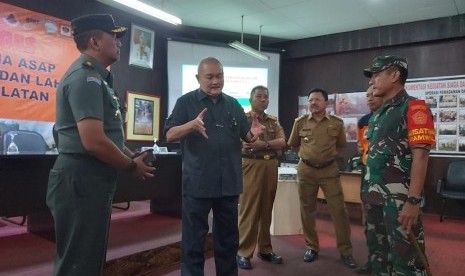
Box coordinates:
[71,14,127,38]
[363,55,408,78]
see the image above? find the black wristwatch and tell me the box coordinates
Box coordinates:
[406,196,421,205]
[124,158,137,172]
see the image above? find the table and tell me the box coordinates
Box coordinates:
[317,171,364,224]
[270,179,303,235]
[270,170,363,235]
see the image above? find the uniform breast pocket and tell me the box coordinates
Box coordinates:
[266,127,276,139]
[370,138,396,169]
[327,126,339,137]
[299,130,312,143]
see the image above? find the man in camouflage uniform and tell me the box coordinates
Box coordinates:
[363,55,435,275]
[355,85,383,275]
[237,86,286,269]
[288,88,356,268]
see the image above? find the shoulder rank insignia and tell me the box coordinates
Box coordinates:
[296,114,309,121]
[83,61,94,69]
[329,114,343,122]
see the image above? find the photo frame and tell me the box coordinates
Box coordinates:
[126,91,160,141]
[128,24,155,69]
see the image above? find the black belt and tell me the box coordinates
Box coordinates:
[242,154,277,160]
[301,159,334,169]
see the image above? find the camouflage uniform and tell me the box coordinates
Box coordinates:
[365,90,434,276]
[357,111,380,272]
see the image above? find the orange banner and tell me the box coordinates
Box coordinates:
[0,2,79,122]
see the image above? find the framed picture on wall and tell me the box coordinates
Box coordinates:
[128,24,154,69]
[126,91,160,141]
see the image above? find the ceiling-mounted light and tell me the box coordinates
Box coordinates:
[229,16,269,61]
[110,0,182,25]
[229,40,269,61]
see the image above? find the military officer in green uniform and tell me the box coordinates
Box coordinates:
[288,88,356,268]
[46,14,155,276]
[355,85,383,275]
[363,55,435,276]
[237,86,286,269]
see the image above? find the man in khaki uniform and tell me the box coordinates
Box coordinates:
[237,86,286,270]
[288,88,356,268]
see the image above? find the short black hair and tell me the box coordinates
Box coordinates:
[389,66,408,84]
[308,88,328,101]
[73,29,105,51]
[249,85,269,101]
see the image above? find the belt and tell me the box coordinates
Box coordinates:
[242,154,277,160]
[301,159,334,169]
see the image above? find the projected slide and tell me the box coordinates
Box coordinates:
[182,65,268,112]
[167,40,280,117]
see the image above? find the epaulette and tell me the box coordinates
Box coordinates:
[329,114,343,122]
[295,114,309,122]
[82,61,95,69]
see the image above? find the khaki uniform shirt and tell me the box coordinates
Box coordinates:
[241,112,286,157]
[288,113,346,164]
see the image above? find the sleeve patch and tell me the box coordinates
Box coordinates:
[407,100,435,146]
[86,76,101,85]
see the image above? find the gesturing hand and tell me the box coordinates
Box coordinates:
[191,108,208,139]
[250,112,265,141]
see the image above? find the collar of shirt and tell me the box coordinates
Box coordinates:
[196,88,224,102]
[384,89,408,107]
[246,111,268,121]
[307,112,330,121]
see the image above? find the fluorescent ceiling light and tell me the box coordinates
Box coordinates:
[229,40,270,61]
[111,0,182,25]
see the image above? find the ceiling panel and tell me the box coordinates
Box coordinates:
[456,0,465,13]
[100,0,464,40]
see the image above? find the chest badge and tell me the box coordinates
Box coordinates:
[115,109,122,120]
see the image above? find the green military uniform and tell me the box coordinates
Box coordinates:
[357,111,379,273]
[238,112,286,258]
[365,90,434,276]
[288,113,353,257]
[46,54,125,276]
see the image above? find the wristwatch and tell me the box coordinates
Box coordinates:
[406,196,421,205]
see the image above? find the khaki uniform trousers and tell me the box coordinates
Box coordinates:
[297,161,353,256]
[238,158,278,258]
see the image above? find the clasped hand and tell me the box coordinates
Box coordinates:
[132,152,156,180]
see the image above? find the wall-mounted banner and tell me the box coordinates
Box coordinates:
[0,2,80,154]
[296,75,465,153]
[406,75,465,154]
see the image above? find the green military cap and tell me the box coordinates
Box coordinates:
[363,55,408,78]
[71,14,127,38]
